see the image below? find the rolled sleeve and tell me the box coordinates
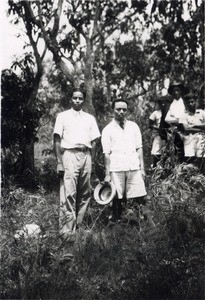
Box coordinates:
[90,117,101,141]
[135,125,142,149]
[101,128,111,154]
[53,113,63,137]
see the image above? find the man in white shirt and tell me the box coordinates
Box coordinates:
[53,88,100,242]
[149,96,170,168]
[101,99,147,222]
[179,93,205,174]
[165,81,188,162]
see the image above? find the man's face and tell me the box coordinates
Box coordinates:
[187,98,196,112]
[114,101,128,122]
[172,86,182,100]
[71,91,84,111]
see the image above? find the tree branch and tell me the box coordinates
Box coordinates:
[91,0,100,39]
[22,2,42,74]
[51,0,63,38]
[36,1,74,83]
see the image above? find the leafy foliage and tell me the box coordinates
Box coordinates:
[3,0,204,176]
[2,2,204,297]
[1,67,46,177]
[1,163,204,299]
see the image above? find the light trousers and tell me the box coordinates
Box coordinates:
[59,149,91,239]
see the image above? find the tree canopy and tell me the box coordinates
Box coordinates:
[2,0,204,175]
[7,0,204,103]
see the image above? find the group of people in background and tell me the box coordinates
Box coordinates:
[53,81,205,244]
[149,81,205,173]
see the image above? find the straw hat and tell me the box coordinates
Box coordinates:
[94,182,116,205]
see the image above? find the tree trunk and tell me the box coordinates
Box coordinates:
[84,38,95,115]
[24,70,43,172]
[21,142,35,173]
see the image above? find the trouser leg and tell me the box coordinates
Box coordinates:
[60,173,78,239]
[200,158,205,175]
[76,153,92,227]
[60,151,79,239]
[110,172,126,221]
[59,178,68,235]
[195,157,205,175]
[174,133,184,163]
[111,197,122,221]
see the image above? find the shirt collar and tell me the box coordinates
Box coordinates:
[113,118,127,127]
[71,108,82,116]
[173,97,183,102]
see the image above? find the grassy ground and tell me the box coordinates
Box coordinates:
[1,163,205,300]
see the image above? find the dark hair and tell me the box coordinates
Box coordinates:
[183,93,197,102]
[112,99,128,109]
[72,87,86,99]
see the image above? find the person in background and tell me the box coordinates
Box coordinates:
[165,81,189,162]
[53,88,101,242]
[149,95,170,168]
[101,99,147,223]
[179,93,205,174]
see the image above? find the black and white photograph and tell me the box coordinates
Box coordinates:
[1,0,205,299]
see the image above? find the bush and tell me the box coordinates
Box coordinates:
[1,163,205,299]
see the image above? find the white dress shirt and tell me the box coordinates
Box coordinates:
[149,110,163,155]
[54,108,100,149]
[165,98,186,123]
[179,109,205,157]
[101,119,142,172]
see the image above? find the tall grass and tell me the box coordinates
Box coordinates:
[1,163,205,299]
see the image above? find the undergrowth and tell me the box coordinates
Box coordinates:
[1,163,205,300]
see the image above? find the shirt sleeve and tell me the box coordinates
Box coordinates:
[201,110,205,123]
[165,107,176,123]
[135,124,142,149]
[53,113,63,137]
[101,127,111,154]
[90,116,101,141]
[165,100,186,123]
[179,114,187,125]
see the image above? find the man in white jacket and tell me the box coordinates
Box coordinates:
[101,99,147,222]
[165,81,188,162]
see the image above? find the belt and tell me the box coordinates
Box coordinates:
[68,147,90,152]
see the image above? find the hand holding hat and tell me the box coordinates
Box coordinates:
[104,174,111,184]
[93,181,116,205]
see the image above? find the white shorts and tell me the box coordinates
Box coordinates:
[151,134,163,155]
[196,134,205,157]
[183,133,205,157]
[183,134,198,157]
[111,170,147,199]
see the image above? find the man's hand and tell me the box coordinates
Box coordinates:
[57,162,64,179]
[104,174,111,183]
[140,168,146,179]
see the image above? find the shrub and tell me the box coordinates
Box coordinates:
[1,163,205,299]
